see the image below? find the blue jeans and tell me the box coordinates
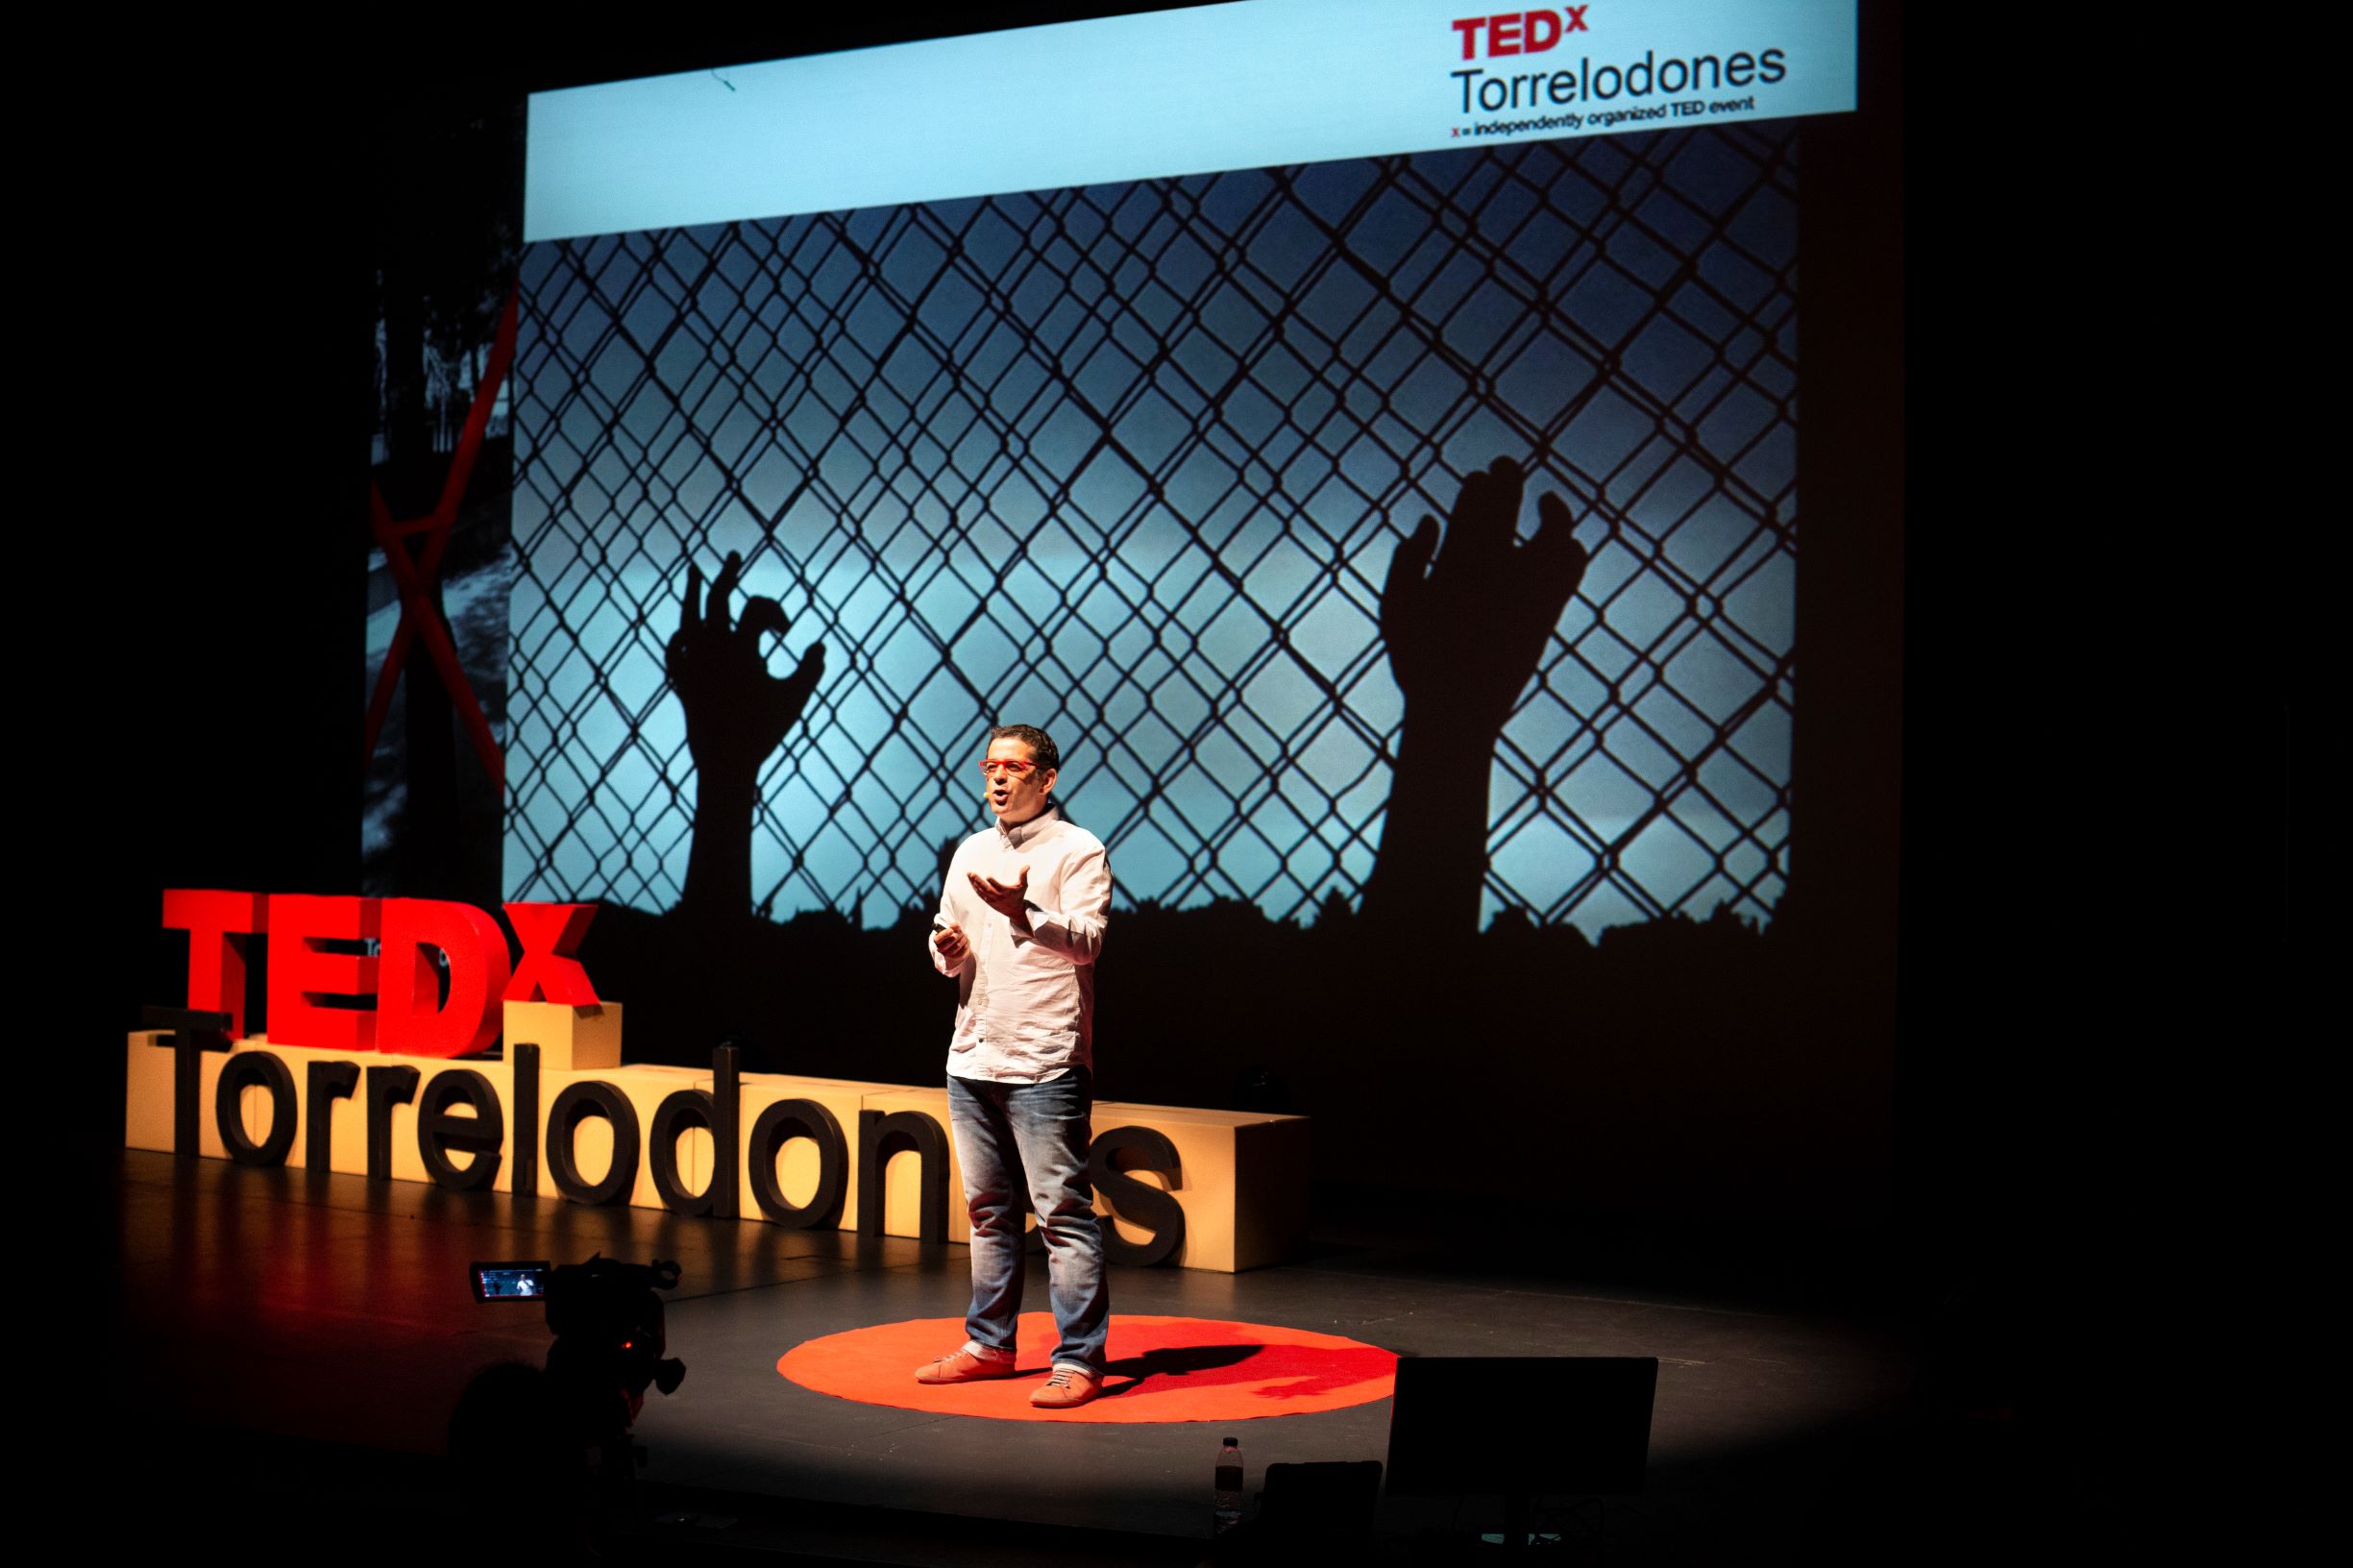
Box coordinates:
[946,1069,1109,1372]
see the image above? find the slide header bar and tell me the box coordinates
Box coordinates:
[526,0,1855,242]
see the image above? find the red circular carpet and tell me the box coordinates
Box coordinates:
[777,1313,1397,1424]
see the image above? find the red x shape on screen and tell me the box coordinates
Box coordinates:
[362,288,517,796]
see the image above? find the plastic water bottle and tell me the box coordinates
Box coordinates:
[1213,1436,1243,1532]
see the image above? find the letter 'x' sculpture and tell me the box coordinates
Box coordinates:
[361,288,517,796]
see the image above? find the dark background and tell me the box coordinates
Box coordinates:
[54,4,2295,1390]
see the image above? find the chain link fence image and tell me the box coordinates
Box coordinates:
[506,124,1797,936]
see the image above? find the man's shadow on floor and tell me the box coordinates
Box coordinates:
[1100,1343,1262,1395]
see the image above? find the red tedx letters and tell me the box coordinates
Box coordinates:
[380,898,515,1057]
[1451,9,1584,60]
[159,889,269,1038]
[502,903,601,1005]
[162,892,597,1059]
[267,894,382,1052]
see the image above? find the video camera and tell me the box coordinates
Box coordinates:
[472,1255,686,1433]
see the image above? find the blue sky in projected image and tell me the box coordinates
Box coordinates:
[505,133,1797,935]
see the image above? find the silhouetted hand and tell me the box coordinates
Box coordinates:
[1380,455,1590,740]
[1363,457,1590,935]
[669,551,826,768]
[668,551,825,917]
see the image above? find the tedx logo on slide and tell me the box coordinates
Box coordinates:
[1449,8,1591,61]
[1444,6,1791,135]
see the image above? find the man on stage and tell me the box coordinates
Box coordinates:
[918,723,1114,1409]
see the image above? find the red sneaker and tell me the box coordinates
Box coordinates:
[1028,1365,1102,1409]
[915,1346,1020,1384]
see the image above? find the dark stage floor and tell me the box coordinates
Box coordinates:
[90,1150,1965,1562]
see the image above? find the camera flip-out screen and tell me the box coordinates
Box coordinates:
[471,1261,552,1301]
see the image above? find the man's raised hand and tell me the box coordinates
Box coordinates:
[968,866,1030,920]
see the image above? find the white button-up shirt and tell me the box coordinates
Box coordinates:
[931,807,1111,1082]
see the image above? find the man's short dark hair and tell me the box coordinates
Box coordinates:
[987,723,1060,772]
